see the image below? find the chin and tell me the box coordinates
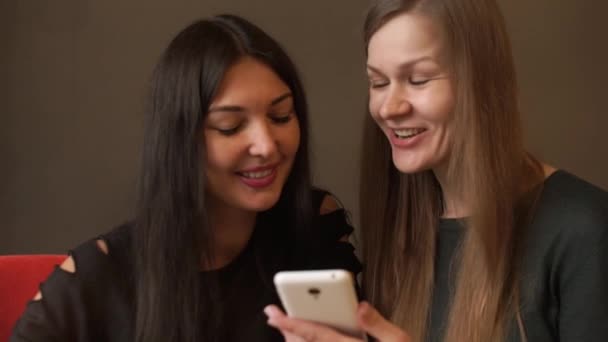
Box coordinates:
[242,191,282,212]
[244,200,278,212]
[392,155,430,174]
[394,163,424,174]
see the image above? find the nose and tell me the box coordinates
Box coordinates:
[377,85,412,120]
[248,121,278,158]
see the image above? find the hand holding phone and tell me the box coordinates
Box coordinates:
[273,269,364,338]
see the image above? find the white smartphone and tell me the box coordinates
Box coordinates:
[273,269,364,339]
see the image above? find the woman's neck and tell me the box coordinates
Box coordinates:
[205,199,257,270]
[433,164,469,219]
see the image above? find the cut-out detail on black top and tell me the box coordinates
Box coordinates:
[11,189,362,342]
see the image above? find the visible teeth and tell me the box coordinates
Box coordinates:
[394,128,424,139]
[242,170,272,179]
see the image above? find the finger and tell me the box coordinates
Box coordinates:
[282,330,308,342]
[265,306,359,342]
[264,304,287,319]
[274,326,308,342]
[357,302,411,342]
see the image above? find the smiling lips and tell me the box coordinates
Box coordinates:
[394,127,426,139]
[237,164,279,188]
[389,127,428,148]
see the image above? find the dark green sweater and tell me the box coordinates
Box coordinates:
[429,170,608,341]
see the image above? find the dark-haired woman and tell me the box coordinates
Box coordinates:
[11,14,360,342]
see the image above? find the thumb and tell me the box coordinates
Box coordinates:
[357,302,411,342]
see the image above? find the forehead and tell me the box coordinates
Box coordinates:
[211,56,290,105]
[367,12,446,67]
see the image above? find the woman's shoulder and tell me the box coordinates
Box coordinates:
[311,188,352,238]
[536,170,608,232]
[308,188,362,274]
[54,221,134,291]
[11,223,134,340]
[311,187,338,213]
[519,171,608,340]
[56,222,130,273]
[543,170,607,206]
[528,170,607,255]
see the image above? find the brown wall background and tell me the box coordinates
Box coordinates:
[2,0,606,254]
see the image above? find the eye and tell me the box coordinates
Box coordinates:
[369,79,389,89]
[270,112,294,124]
[216,125,241,136]
[408,77,430,86]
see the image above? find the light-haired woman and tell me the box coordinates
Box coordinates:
[265,1,608,341]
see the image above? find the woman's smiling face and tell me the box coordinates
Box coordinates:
[203,57,300,213]
[367,12,455,174]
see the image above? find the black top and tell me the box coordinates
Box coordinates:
[11,190,362,342]
[428,170,608,341]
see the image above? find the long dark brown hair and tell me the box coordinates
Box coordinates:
[133,14,312,342]
[360,1,544,341]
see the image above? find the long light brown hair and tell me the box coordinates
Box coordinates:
[360,1,544,341]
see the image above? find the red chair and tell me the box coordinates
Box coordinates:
[0,254,67,341]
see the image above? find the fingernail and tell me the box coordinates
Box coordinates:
[264,305,279,318]
[359,302,372,320]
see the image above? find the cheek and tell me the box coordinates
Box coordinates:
[204,135,240,173]
[278,120,301,157]
[368,93,382,120]
[420,85,455,124]
[437,95,455,122]
[272,118,300,157]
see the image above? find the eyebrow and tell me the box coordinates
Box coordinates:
[270,92,293,106]
[208,92,293,114]
[366,56,436,74]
